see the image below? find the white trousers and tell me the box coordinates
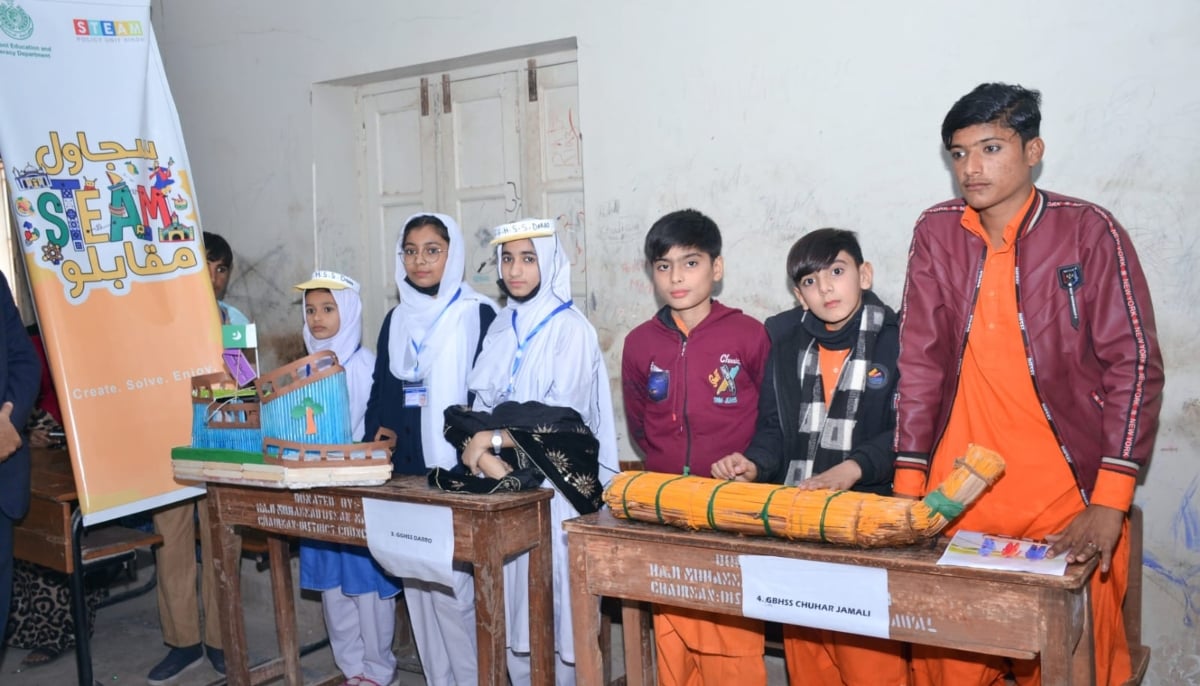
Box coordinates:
[506,649,577,686]
[504,491,581,686]
[404,567,478,686]
[322,588,397,684]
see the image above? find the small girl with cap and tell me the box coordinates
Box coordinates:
[293,270,400,686]
[461,218,619,686]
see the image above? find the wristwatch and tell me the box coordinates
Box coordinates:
[491,430,503,456]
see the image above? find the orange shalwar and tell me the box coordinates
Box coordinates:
[654,313,767,686]
[896,192,1133,686]
[781,345,909,686]
[653,607,766,686]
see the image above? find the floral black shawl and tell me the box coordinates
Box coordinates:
[429,401,603,515]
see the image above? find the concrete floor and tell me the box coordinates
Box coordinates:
[1,552,425,686]
[1,551,786,685]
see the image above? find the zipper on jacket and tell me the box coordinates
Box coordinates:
[930,244,987,456]
[1013,238,1089,505]
[772,339,784,482]
[679,335,692,476]
[934,196,1089,506]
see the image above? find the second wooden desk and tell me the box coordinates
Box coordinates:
[206,476,555,686]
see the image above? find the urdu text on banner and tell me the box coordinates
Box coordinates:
[0,0,224,523]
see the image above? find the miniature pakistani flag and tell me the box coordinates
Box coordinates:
[222,323,257,349]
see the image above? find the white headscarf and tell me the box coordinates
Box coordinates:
[300,281,374,441]
[468,230,619,663]
[388,212,496,469]
[469,232,619,482]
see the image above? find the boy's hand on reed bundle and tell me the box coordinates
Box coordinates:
[797,460,862,491]
[711,453,757,482]
[1045,504,1126,573]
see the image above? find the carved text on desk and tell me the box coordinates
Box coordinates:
[646,552,743,606]
[252,492,366,539]
[891,614,940,633]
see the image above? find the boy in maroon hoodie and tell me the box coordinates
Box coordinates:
[621,208,770,685]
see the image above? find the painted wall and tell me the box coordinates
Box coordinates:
[151,1,1200,680]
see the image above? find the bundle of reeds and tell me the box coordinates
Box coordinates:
[604,444,1005,547]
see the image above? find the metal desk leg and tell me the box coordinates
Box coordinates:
[69,509,95,686]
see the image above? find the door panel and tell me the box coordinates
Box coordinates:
[362,86,436,335]
[440,72,522,299]
[522,61,587,298]
[356,56,584,324]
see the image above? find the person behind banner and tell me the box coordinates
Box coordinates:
[895,83,1163,686]
[620,209,770,686]
[23,324,64,450]
[0,271,40,653]
[292,270,401,686]
[148,230,251,683]
[362,212,496,686]
[203,231,249,325]
[711,228,907,686]
[460,218,619,686]
[5,323,105,670]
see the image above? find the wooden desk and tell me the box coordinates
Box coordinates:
[206,477,555,686]
[567,510,1100,686]
[13,448,163,686]
[13,448,78,571]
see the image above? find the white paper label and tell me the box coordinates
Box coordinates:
[739,555,890,638]
[362,499,454,587]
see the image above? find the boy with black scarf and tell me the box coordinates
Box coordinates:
[712,227,906,686]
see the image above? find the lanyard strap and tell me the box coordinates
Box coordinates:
[507,300,573,393]
[410,288,462,374]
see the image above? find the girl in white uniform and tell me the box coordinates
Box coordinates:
[364,213,497,685]
[295,271,399,686]
[462,219,619,686]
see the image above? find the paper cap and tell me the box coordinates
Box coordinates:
[293,270,360,292]
[490,218,556,245]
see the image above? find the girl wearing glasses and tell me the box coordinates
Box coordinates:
[363,212,497,685]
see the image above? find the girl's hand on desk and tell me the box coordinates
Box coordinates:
[477,452,514,479]
[463,430,515,477]
[462,431,491,475]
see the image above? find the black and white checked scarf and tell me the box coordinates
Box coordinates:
[785,295,887,485]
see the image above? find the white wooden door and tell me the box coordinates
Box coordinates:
[360,85,437,336]
[438,71,523,297]
[357,52,583,337]
[521,59,586,298]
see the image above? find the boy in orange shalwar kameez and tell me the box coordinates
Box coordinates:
[894,82,1164,686]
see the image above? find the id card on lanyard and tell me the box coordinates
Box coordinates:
[507,300,574,396]
[403,380,428,407]
[403,289,462,407]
